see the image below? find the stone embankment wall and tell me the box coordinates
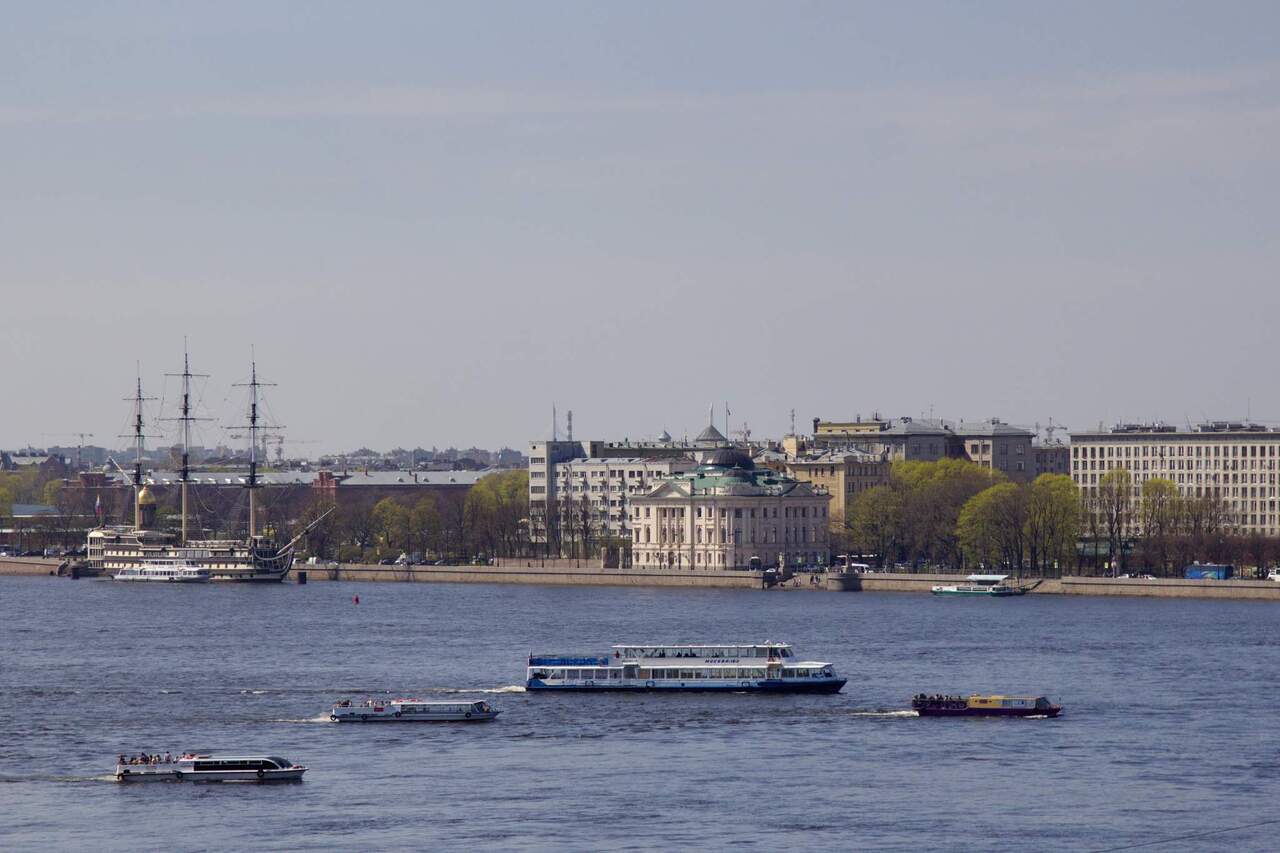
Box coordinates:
[827,571,1280,600]
[0,557,62,576]
[1057,576,1280,600]
[299,562,764,589]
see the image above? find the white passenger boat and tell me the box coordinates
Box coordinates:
[114,753,306,782]
[931,574,1024,596]
[112,559,210,583]
[330,698,500,722]
[526,643,846,693]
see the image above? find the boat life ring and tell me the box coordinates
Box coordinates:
[394,711,402,718]
[256,769,265,780]
[741,681,751,688]
[330,714,339,722]
[173,771,182,780]
[464,712,472,719]
[361,714,369,721]
[646,680,656,688]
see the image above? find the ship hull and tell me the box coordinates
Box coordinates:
[915,706,1061,717]
[527,679,846,694]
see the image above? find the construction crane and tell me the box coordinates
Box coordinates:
[1033,418,1068,445]
[43,432,95,470]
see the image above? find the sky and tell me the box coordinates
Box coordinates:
[4,2,1279,455]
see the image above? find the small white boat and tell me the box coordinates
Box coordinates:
[329,698,500,722]
[931,574,1024,596]
[115,753,305,782]
[112,559,210,583]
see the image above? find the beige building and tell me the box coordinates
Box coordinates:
[757,447,889,525]
[812,416,949,461]
[630,448,832,570]
[1070,422,1280,535]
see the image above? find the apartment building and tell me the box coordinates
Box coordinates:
[1070,421,1280,535]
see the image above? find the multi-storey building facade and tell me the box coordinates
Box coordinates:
[812,417,949,461]
[1034,443,1070,477]
[952,419,1035,483]
[1070,422,1280,535]
[757,448,889,525]
[630,448,831,570]
[528,437,703,546]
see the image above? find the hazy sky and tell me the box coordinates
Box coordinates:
[4,2,1279,455]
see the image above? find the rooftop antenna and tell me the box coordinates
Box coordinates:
[724,402,730,441]
[552,403,558,442]
[118,365,157,530]
[567,410,573,443]
[163,340,209,544]
[790,408,796,436]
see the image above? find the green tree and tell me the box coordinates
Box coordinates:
[958,483,1028,576]
[410,496,441,558]
[0,484,13,518]
[847,485,902,567]
[371,497,410,555]
[894,458,1007,568]
[1025,474,1081,576]
[1097,468,1134,574]
[1138,478,1179,575]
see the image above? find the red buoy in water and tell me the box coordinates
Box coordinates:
[353,594,360,605]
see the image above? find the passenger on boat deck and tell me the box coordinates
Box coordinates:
[118,754,127,765]
[164,752,172,763]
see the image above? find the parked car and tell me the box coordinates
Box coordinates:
[1267,569,1280,582]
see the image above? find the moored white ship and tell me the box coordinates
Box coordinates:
[330,698,500,722]
[526,643,846,693]
[112,559,210,583]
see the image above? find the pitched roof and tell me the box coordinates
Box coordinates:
[695,423,727,443]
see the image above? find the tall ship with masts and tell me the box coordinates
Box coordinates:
[87,352,328,583]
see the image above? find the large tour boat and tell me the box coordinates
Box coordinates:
[526,643,846,693]
[330,699,500,722]
[114,753,306,782]
[931,574,1025,596]
[912,694,1062,717]
[92,354,329,584]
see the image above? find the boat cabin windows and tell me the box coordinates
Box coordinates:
[193,758,280,771]
[613,645,792,660]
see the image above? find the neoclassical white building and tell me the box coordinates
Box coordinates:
[630,448,831,570]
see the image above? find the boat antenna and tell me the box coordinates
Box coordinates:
[163,340,209,544]
[119,365,156,531]
[232,352,277,540]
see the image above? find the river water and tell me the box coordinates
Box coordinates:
[1,576,1276,851]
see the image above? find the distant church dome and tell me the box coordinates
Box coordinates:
[702,448,754,470]
[137,486,157,506]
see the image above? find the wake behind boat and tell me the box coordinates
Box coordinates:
[526,643,846,693]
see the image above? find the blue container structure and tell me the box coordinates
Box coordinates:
[1183,563,1234,580]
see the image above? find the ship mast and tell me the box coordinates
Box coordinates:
[164,343,208,544]
[233,356,277,540]
[120,369,155,531]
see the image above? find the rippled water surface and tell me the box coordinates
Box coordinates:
[2,576,1278,851]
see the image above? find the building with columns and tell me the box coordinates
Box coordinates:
[629,448,832,571]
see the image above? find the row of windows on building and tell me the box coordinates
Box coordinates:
[1075,444,1280,459]
[636,525,822,545]
[633,505,826,520]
